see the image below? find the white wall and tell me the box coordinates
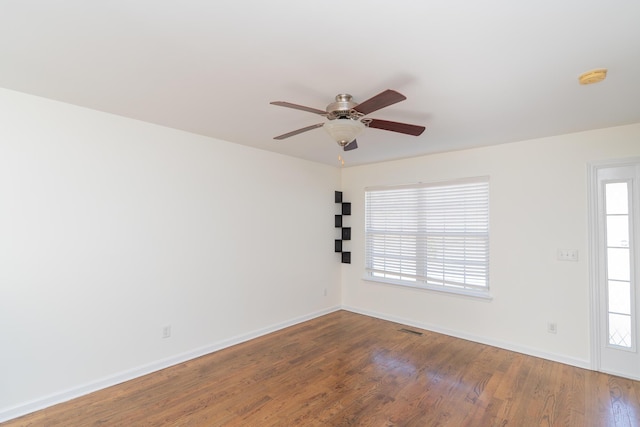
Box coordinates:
[2,85,639,421]
[0,88,341,419]
[341,123,640,367]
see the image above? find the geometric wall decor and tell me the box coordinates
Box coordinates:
[334,191,351,264]
[341,227,351,240]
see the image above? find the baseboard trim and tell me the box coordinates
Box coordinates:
[342,305,591,370]
[0,306,341,423]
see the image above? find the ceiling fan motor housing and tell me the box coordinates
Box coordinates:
[326,94,361,120]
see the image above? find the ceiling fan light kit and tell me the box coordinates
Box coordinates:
[323,118,365,146]
[270,89,426,152]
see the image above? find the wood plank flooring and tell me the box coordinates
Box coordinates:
[4,310,640,426]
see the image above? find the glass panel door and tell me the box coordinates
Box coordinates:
[592,160,640,380]
[605,182,633,349]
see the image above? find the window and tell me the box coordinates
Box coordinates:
[364,177,490,298]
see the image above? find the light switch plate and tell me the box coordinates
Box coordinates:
[557,249,578,261]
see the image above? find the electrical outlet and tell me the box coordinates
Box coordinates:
[324,288,328,297]
[162,325,171,339]
[547,322,557,334]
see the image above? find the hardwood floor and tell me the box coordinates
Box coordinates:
[4,310,640,426]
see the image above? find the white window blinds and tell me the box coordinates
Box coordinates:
[365,177,490,296]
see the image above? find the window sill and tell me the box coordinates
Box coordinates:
[362,276,493,301]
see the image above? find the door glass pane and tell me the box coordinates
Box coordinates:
[606,182,629,214]
[607,248,631,281]
[605,180,633,350]
[609,313,632,347]
[609,280,631,315]
[607,216,630,247]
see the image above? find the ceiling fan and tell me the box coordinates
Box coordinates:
[270,89,426,151]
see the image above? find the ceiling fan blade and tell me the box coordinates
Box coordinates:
[273,123,324,140]
[352,89,407,115]
[343,140,358,151]
[367,119,426,136]
[270,101,327,115]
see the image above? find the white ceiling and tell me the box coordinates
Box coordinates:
[1,1,639,167]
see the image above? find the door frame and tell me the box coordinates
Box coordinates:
[588,156,640,377]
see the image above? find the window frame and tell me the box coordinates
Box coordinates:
[364,176,491,299]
